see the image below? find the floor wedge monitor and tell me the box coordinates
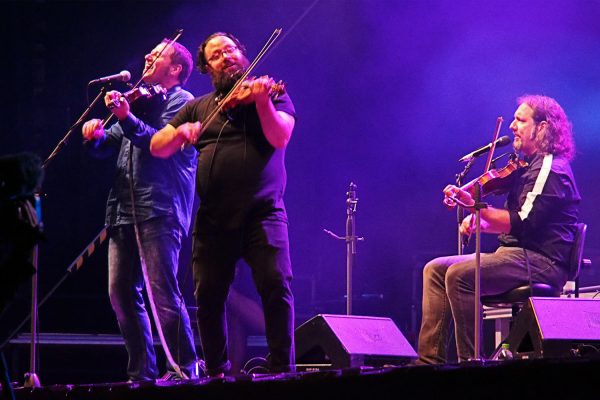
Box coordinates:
[503,297,600,359]
[295,314,417,370]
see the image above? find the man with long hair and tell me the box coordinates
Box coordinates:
[417,95,580,364]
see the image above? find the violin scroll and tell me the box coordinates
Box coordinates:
[107,84,167,109]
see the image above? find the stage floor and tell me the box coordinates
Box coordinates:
[7,356,600,400]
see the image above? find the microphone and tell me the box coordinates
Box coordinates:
[88,70,131,85]
[458,135,511,162]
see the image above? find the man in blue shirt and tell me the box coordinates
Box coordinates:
[82,40,199,381]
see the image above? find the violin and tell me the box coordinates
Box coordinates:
[219,77,285,111]
[445,155,528,209]
[107,83,167,109]
[460,155,528,199]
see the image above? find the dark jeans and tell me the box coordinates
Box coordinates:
[417,246,567,364]
[192,217,295,376]
[108,216,197,381]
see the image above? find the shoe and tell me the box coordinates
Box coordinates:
[160,359,207,381]
[159,371,183,381]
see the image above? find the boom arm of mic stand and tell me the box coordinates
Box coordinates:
[43,86,109,169]
[323,229,365,242]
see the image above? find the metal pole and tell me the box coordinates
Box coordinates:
[323,182,363,316]
[473,183,484,361]
[24,195,42,388]
[345,183,358,315]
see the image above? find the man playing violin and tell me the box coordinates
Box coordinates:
[81,40,200,381]
[151,32,296,376]
[417,95,580,364]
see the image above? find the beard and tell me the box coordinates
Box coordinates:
[512,137,522,153]
[209,56,250,94]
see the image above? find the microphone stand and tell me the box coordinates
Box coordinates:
[24,194,42,388]
[472,183,486,361]
[455,157,477,255]
[451,184,486,362]
[19,84,109,387]
[324,182,364,315]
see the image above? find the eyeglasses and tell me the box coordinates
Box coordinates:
[206,45,238,63]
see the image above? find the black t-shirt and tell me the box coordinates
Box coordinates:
[169,91,296,229]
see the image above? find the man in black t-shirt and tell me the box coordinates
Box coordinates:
[417,95,580,364]
[151,32,296,376]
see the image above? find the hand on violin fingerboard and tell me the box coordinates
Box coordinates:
[104,90,130,121]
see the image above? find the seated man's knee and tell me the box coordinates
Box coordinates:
[445,261,474,291]
[423,258,446,281]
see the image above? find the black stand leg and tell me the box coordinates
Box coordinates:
[1,351,16,400]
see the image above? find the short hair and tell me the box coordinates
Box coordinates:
[195,32,247,74]
[517,94,576,160]
[162,39,193,86]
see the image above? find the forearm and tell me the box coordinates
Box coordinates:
[150,124,185,158]
[480,207,511,234]
[119,113,157,148]
[255,98,294,149]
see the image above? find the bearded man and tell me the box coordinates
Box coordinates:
[151,32,296,377]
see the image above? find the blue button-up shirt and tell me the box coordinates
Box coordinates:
[85,86,197,232]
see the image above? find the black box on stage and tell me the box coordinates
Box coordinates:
[295,314,417,370]
[504,297,600,359]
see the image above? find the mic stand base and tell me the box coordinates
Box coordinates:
[24,372,41,388]
[462,358,487,366]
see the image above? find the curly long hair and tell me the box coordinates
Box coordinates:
[517,95,575,160]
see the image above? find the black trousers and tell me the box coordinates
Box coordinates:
[192,216,295,375]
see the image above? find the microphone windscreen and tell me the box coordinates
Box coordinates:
[497,135,511,146]
[120,70,131,82]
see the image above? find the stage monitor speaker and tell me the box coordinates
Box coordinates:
[503,297,600,359]
[295,314,417,370]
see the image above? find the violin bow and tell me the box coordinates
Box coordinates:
[482,117,504,173]
[460,116,503,250]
